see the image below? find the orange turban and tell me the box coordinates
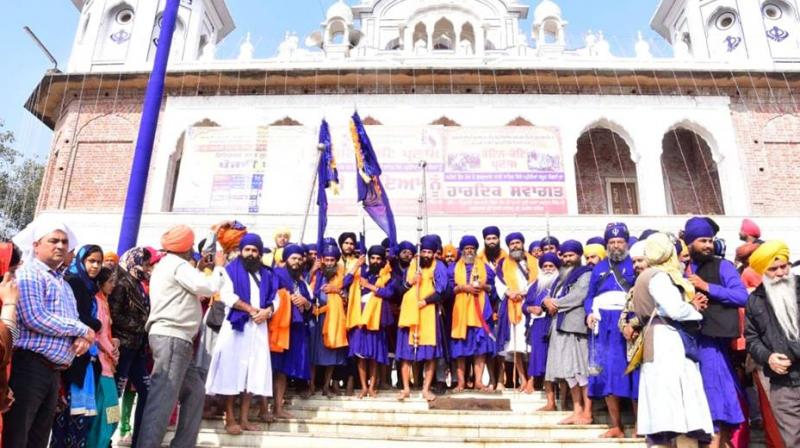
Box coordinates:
[443,244,458,259]
[217,224,247,253]
[103,251,119,265]
[161,225,195,253]
[749,240,790,276]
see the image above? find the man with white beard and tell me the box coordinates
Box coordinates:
[496,232,539,392]
[746,240,800,446]
[524,252,561,405]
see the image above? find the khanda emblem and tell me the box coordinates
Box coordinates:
[766,26,789,42]
[724,36,742,52]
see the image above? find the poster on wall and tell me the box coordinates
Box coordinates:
[172,124,566,216]
[329,125,567,216]
[172,126,269,213]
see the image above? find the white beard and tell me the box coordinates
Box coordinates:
[764,275,800,341]
[537,271,559,295]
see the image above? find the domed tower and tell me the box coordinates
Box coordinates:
[651,0,800,62]
[66,0,234,72]
[532,0,567,56]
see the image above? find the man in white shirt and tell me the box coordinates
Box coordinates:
[137,225,226,448]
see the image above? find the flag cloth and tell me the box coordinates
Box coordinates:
[350,111,398,247]
[317,119,339,249]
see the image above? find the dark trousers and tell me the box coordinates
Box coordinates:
[770,385,800,447]
[115,345,150,448]
[3,351,61,448]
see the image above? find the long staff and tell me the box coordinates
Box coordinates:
[300,143,326,244]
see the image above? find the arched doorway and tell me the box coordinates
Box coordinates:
[661,127,724,215]
[575,127,639,214]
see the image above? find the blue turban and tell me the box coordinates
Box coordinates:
[398,241,417,255]
[459,235,480,251]
[306,243,318,253]
[321,243,341,260]
[714,238,727,258]
[283,244,304,260]
[482,226,501,239]
[529,241,542,252]
[420,235,439,252]
[684,217,719,244]
[505,232,525,247]
[560,240,584,256]
[321,237,338,248]
[586,236,605,246]
[639,229,657,241]
[541,236,560,248]
[430,234,443,251]
[192,252,202,262]
[239,233,265,254]
[538,252,562,269]
[381,238,391,249]
[367,245,385,258]
[604,222,630,244]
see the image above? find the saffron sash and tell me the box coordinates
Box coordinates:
[311,269,349,349]
[346,263,392,331]
[451,260,488,340]
[501,255,539,325]
[398,259,437,346]
[268,289,292,353]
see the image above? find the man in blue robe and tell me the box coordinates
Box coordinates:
[584,223,636,438]
[685,217,748,447]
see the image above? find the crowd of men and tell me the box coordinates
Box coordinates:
[0,215,798,448]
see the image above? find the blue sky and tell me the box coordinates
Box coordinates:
[0,0,666,160]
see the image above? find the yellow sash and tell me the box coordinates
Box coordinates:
[398,259,437,346]
[451,260,487,340]
[268,289,292,353]
[311,268,349,349]
[346,263,392,331]
[501,254,539,325]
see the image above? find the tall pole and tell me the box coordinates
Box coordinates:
[117,0,180,254]
[300,144,325,243]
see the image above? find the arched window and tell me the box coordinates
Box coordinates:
[575,128,639,215]
[413,22,428,52]
[661,127,724,215]
[432,18,455,50]
[542,19,560,44]
[459,23,475,54]
[328,20,347,45]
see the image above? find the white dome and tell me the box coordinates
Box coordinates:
[534,0,562,24]
[327,0,353,23]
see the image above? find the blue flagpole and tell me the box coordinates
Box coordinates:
[117,0,180,254]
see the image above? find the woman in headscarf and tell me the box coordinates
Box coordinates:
[51,244,104,448]
[633,233,713,447]
[0,241,22,446]
[108,247,152,447]
[87,267,120,448]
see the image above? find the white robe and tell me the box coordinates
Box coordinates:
[637,272,714,437]
[205,271,277,397]
[496,263,533,355]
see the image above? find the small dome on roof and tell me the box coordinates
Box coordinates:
[534,0,562,24]
[327,0,353,24]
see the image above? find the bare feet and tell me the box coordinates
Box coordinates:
[239,421,262,432]
[368,388,378,398]
[396,389,411,401]
[300,387,314,399]
[600,428,626,438]
[274,409,295,420]
[558,414,577,425]
[358,389,368,399]
[323,387,334,399]
[258,412,275,424]
[452,384,465,393]
[574,416,594,425]
[537,404,557,412]
[225,423,243,435]
[422,390,436,402]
